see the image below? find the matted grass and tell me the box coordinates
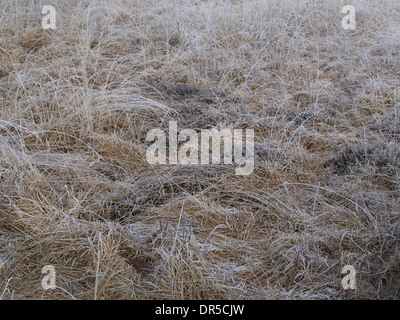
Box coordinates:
[0,0,399,299]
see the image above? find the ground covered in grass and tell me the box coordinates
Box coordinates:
[0,0,399,299]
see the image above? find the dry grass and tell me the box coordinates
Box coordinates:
[0,0,399,299]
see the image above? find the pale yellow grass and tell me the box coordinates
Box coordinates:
[0,0,399,299]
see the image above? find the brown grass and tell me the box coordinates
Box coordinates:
[0,0,399,299]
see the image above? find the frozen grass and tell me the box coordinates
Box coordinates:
[0,0,399,299]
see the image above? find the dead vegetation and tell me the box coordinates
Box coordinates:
[0,0,399,299]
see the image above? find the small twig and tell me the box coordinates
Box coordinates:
[165,193,174,231]
[311,182,320,236]
[182,214,186,239]
[394,89,398,134]
[189,217,193,240]
[94,232,101,300]
[159,216,163,232]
